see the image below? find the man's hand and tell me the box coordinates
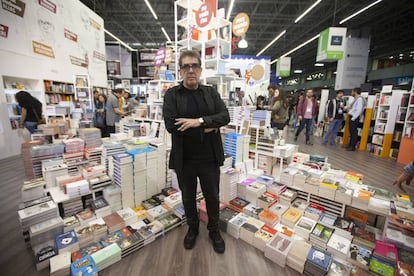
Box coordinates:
[298,115,303,121]
[393,172,413,193]
[175,118,201,131]
[204,128,218,133]
[329,118,334,122]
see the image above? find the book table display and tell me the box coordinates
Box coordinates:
[16,133,414,276]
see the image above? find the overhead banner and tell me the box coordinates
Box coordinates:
[232,13,250,37]
[195,0,217,29]
[316,27,347,62]
[276,56,291,77]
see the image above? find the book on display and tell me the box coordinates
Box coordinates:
[29,217,64,247]
[237,178,255,199]
[253,225,277,251]
[219,207,238,233]
[352,226,376,250]
[326,258,353,276]
[89,218,108,243]
[164,192,182,209]
[319,213,337,228]
[55,230,79,254]
[294,217,317,240]
[49,251,71,276]
[281,207,302,229]
[91,197,111,218]
[229,197,250,213]
[264,232,294,267]
[146,205,170,221]
[117,207,139,226]
[33,240,58,271]
[63,216,80,232]
[243,203,264,219]
[269,203,289,218]
[291,198,309,214]
[279,189,297,205]
[266,181,287,195]
[333,217,354,239]
[309,223,334,250]
[21,178,46,202]
[239,217,265,246]
[257,191,277,210]
[74,224,94,248]
[304,203,324,221]
[103,212,125,233]
[228,212,250,239]
[326,233,351,260]
[158,213,182,233]
[246,182,267,205]
[91,243,122,272]
[304,246,333,276]
[347,243,372,270]
[287,240,312,274]
[258,209,279,227]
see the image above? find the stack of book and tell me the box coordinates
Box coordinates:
[33,241,57,271]
[318,213,337,228]
[280,167,297,187]
[269,203,289,218]
[146,205,170,221]
[72,242,102,261]
[304,177,320,195]
[287,240,312,274]
[258,209,279,227]
[266,181,287,195]
[21,178,46,202]
[291,198,308,214]
[227,212,250,239]
[396,193,411,208]
[164,192,182,209]
[369,240,397,276]
[243,203,264,219]
[128,148,148,206]
[75,224,94,248]
[43,163,68,189]
[352,226,376,250]
[63,216,80,232]
[30,144,65,178]
[117,207,139,226]
[29,217,64,248]
[91,243,122,272]
[333,217,354,239]
[161,187,179,196]
[76,209,96,226]
[88,175,112,192]
[223,133,244,167]
[294,217,317,240]
[173,205,186,223]
[145,147,159,198]
[319,178,338,200]
[253,225,277,251]
[121,225,145,258]
[84,147,102,165]
[136,220,164,245]
[352,189,371,210]
[89,218,107,243]
[335,184,354,205]
[65,179,90,198]
[91,197,111,218]
[70,255,98,275]
[110,153,134,209]
[348,243,373,270]
[304,246,332,276]
[264,233,294,267]
[56,174,83,190]
[101,141,126,172]
[229,197,250,213]
[281,207,302,228]
[81,164,107,179]
[152,192,166,204]
[158,213,182,233]
[239,217,264,246]
[79,128,102,149]
[220,169,240,203]
[21,140,43,179]
[304,203,324,221]
[309,223,334,250]
[62,198,83,217]
[237,178,256,199]
[219,207,238,233]
[292,170,308,190]
[279,189,297,205]
[327,259,353,276]
[103,212,125,233]
[142,198,161,210]
[326,233,351,259]
[257,191,277,210]
[55,230,79,254]
[100,228,131,248]
[49,251,71,276]
[397,248,414,276]
[103,184,122,212]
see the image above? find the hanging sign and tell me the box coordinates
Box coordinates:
[164,48,173,65]
[276,56,291,77]
[232,13,250,37]
[154,47,166,67]
[195,3,213,28]
[316,27,347,62]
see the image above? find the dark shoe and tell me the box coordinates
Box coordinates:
[184,227,199,249]
[294,136,298,142]
[306,140,313,145]
[209,231,225,253]
[346,147,355,151]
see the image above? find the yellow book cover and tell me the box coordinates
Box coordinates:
[282,208,301,222]
[132,205,147,219]
[358,190,371,201]
[320,179,338,189]
[345,171,364,182]
[397,193,411,202]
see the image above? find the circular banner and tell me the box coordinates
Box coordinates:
[232,13,250,37]
[196,3,213,28]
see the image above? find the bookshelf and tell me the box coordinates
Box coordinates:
[43,80,75,104]
[365,94,379,153]
[397,78,414,164]
[358,95,376,151]
[92,86,110,97]
[371,86,404,158]
[74,74,93,114]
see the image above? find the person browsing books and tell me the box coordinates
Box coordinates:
[393,159,414,194]
[163,50,230,254]
[15,91,43,134]
[106,88,126,134]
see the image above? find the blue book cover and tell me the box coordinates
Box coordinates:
[55,230,78,250]
[306,246,332,271]
[70,255,97,276]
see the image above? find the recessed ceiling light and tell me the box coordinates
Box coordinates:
[278,76,282,79]
[389,56,394,59]
[399,53,404,56]
[306,77,312,80]
[333,71,337,74]
[399,57,403,60]
[294,69,303,74]
[314,63,324,67]
[411,51,414,54]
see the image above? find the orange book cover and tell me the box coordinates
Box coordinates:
[358,190,371,201]
[346,209,368,224]
[345,171,364,181]
[259,210,278,221]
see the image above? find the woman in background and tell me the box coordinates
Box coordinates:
[269,87,288,130]
[123,91,139,113]
[15,91,42,134]
[256,95,265,110]
[95,94,108,137]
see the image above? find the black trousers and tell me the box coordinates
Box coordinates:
[349,117,359,147]
[106,125,115,134]
[295,118,313,141]
[176,161,220,232]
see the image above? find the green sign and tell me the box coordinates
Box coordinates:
[316,27,346,62]
[276,56,291,77]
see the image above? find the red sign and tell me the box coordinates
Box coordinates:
[2,0,26,17]
[0,24,8,38]
[39,0,56,13]
[195,3,213,28]
[64,28,77,42]
[154,48,166,67]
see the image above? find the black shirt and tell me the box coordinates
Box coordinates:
[181,87,215,162]
[19,102,42,122]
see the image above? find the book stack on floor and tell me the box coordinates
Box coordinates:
[237,178,255,199]
[253,225,277,252]
[287,240,312,274]
[243,203,264,219]
[291,198,308,214]
[158,213,182,233]
[257,191,277,210]
[309,223,334,250]
[326,233,351,260]
[304,246,332,276]
[91,243,122,272]
[122,225,145,257]
[145,147,159,198]
[304,203,324,221]
[103,184,122,212]
[220,168,240,203]
[266,181,287,195]
[333,217,354,239]
[22,140,43,178]
[229,197,250,213]
[142,198,161,210]
[49,251,71,276]
[101,141,126,171]
[78,128,102,149]
[110,153,134,209]
[30,144,65,178]
[240,217,265,246]
[264,232,294,267]
[352,189,371,210]
[70,255,98,276]
[227,212,250,239]
[33,241,57,271]
[294,216,317,240]
[65,180,90,198]
[75,224,94,248]
[246,182,267,205]
[63,216,80,232]
[279,189,297,205]
[91,197,111,218]
[100,227,131,249]
[89,218,108,243]
[319,178,338,200]
[103,212,125,233]
[29,217,64,248]
[136,220,164,245]
[21,178,46,202]
[84,147,102,165]
[219,207,238,233]
[146,205,170,221]
[369,240,397,276]
[88,175,112,192]
[164,192,182,209]
[128,148,148,206]
[55,230,79,254]
[173,205,186,223]
[281,207,302,229]
[117,208,139,226]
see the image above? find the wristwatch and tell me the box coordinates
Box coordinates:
[198,117,205,126]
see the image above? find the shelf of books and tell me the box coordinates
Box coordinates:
[74,75,93,114]
[397,79,414,164]
[44,80,75,104]
[358,95,376,151]
[371,85,404,157]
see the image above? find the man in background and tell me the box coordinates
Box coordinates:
[323,90,345,145]
[346,88,365,151]
[294,89,318,145]
[106,88,126,134]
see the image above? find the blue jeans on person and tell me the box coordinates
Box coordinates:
[24,121,38,134]
[295,118,313,142]
[323,119,343,145]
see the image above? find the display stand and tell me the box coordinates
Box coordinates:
[358,95,375,151]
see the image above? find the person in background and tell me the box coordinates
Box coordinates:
[323,90,345,145]
[256,95,265,110]
[285,95,295,127]
[123,91,139,113]
[292,93,304,130]
[163,50,230,254]
[265,84,277,107]
[95,94,108,137]
[15,91,42,134]
[345,87,365,151]
[269,87,288,131]
[106,88,126,134]
[93,90,99,109]
[294,89,318,145]
[393,159,414,194]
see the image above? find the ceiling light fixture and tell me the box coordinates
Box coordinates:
[226,0,235,21]
[161,27,172,42]
[238,37,248,48]
[306,77,312,80]
[314,63,324,66]
[294,69,303,74]
[256,30,287,56]
[294,0,322,24]
[271,34,320,64]
[399,53,404,56]
[339,0,382,24]
[104,29,136,52]
[389,56,394,59]
[144,0,158,20]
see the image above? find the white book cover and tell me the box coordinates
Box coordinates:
[327,233,351,255]
[30,217,63,235]
[18,201,57,221]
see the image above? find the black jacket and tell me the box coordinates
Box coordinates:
[163,83,230,174]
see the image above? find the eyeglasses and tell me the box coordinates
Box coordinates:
[180,63,201,71]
